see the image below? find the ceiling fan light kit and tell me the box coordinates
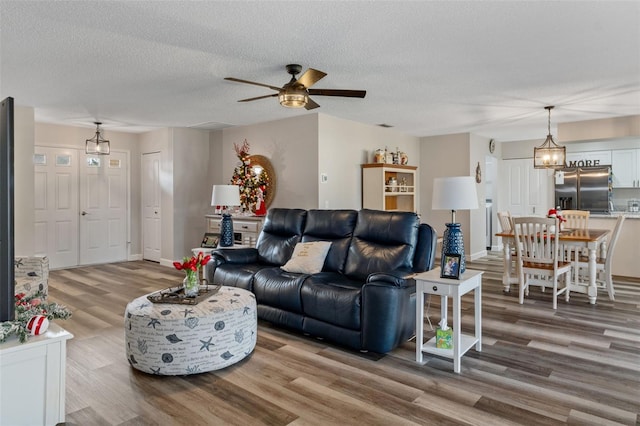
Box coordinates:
[226,64,366,110]
[279,90,308,108]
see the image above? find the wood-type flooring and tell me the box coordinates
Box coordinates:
[46,253,640,425]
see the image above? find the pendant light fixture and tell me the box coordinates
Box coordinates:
[533,106,565,169]
[85,122,110,155]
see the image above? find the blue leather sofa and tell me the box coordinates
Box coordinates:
[208,208,437,353]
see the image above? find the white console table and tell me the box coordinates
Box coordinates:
[0,323,73,426]
[414,268,482,373]
[205,214,264,247]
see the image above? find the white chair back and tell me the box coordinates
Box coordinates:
[512,216,560,268]
[561,210,590,230]
[605,215,625,271]
[497,211,512,233]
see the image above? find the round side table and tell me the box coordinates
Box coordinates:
[124,286,257,375]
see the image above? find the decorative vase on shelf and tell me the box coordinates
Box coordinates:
[183,272,200,298]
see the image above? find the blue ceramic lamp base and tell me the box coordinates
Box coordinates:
[442,222,466,274]
[219,214,234,247]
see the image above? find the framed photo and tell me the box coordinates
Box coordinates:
[441,253,461,279]
[201,233,220,248]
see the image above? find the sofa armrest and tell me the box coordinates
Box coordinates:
[366,269,415,288]
[206,248,259,283]
[211,248,258,264]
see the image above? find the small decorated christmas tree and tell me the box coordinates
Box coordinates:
[230,140,270,214]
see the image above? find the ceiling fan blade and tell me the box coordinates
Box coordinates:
[224,77,282,92]
[297,68,327,89]
[238,93,279,102]
[308,89,366,98]
[304,97,320,110]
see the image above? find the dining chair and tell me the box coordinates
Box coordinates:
[497,211,516,276]
[573,214,625,301]
[511,216,572,309]
[561,210,590,230]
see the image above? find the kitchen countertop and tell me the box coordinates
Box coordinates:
[590,212,640,219]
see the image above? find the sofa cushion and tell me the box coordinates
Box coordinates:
[281,241,332,274]
[344,209,419,280]
[300,272,362,330]
[301,209,357,273]
[256,208,307,265]
[253,268,308,314]
[213,263,266,291]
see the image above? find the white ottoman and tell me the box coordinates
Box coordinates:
[124,286,257,375]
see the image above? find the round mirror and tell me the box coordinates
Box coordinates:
[249,155,276,210]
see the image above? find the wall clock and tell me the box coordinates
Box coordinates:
[489,139,496,154]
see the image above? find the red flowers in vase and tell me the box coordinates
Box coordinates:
[174,252,211,297]
[173,252,211,274]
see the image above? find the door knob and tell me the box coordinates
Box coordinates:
[81,211,88,216]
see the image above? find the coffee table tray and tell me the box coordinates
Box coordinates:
[147,284,221,305]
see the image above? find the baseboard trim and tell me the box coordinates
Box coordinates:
[128,254,143,261]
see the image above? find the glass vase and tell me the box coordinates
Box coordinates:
[183,272,200,297]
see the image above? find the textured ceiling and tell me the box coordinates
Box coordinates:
[1,1,639,141]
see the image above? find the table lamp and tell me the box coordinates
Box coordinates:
[432,176,478,274]
[211,185,241,247]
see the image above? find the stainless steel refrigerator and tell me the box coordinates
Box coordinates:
[554,166,612,213]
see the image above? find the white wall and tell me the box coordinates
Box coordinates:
[14,107,34,256]
[559,115,640,142]
[419,133,473,259]
[171,128,211,258]
[419,132,488,261]
[221,114,319,210]
[206,130,224,215]
[469,133,489,259]
[318,114,420,210]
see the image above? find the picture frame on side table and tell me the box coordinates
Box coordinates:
[441,253,461,279]
[201,233,220,249]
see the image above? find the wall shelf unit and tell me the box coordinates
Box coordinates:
[362,163,417,212]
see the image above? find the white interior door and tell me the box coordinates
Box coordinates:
[33,147,79,269]
[142,152,161,262]
[79,152,128,265]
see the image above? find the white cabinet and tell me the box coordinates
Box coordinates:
[0,323,73,426]
[611,149,640,187]
[501,159,551,216]
[205,215,264,247]
[361,164,417,212]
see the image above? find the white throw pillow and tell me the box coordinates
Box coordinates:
[281,241,332,274]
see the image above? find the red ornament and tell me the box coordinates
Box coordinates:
[27,315,50,336]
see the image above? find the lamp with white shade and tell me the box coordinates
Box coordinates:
[432,176,478,274]
[211,185,241,247]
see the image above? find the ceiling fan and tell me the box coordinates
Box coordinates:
[225,64,366,110]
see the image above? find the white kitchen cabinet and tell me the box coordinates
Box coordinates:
[0,323,73,426]
[361,164,417,212]
[501,158,551,216]
[611,149,640,188]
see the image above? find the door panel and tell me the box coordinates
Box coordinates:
[33,147,79,269]
[80,152,128,265]
[142,152,161,262]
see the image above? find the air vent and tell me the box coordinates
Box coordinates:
[377,123,393,128]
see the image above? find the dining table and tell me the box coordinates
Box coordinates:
[495,228,611,305]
